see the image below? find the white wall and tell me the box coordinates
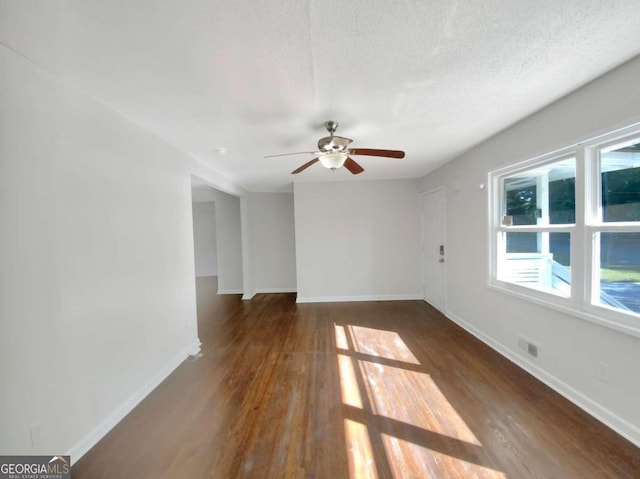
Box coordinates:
[419,55,640,445]
[245,193,296,295]
[0,43,245,459]
[294,180,422,302]
[214,190,244,294]
[191,201,218,277]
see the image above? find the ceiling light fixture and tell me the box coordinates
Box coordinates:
[319,152,347,170]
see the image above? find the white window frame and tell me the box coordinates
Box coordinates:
[489,123,640,338]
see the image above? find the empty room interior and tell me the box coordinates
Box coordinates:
[2,1,640,477]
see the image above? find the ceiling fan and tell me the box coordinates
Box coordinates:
[265,121,405,175]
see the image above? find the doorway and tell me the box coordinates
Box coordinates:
[421,188,446,313]
[190,177,244,295]
[190,176,244,340]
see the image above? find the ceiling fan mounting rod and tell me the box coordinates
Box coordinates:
[324,120,338,136]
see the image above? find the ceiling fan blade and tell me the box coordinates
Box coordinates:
[265,151,316,158]
[291,158,319,174]
[343,157,364,175]
[348,148,405,159]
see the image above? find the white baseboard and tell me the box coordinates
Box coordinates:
[296,293,423,304]
[217,289,243,295]
[255,287,297,294]
[187,340,202,356]
[242,288,297,300]
[66,339,200,464]
[444,309,640,448]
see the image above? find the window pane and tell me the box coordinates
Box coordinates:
[549,177,576,224]
[550,232,571,267]
[498,232,570,297]
[504,180,537,225]
[596,232,640,314]
[503,158,575,226]
[506,232,537,253]
[600,141,640,223]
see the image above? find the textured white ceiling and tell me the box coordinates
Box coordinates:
[2,0,640,191]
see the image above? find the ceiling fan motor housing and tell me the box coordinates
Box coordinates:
[317,120,353,152]
[317,135,352,152]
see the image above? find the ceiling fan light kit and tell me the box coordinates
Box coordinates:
[318,152,348,170]
[265,120,405,175]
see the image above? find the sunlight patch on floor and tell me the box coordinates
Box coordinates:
[335,324,349,349]
[344,419,378,479]
[336,322,497,479]
[382,434,507,479]
[338,354,363,408]
[349,325,420,365]
[360,360,481,446]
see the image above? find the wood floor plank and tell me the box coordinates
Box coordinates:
[71,277,640,478]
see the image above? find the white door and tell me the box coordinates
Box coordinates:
[422,188,446,312]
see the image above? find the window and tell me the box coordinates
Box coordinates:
[497,157,575,297]
[490,124,640,334]
[592,139,640,316]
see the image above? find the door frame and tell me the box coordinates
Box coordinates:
[420,186,447,313]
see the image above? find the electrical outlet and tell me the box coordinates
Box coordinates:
[30,424,42,446]
[518,335,538,359]
[517,336,527,351]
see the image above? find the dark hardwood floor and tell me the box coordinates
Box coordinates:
[72,276,640,478]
